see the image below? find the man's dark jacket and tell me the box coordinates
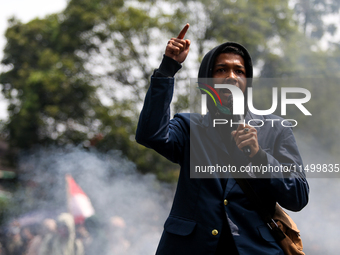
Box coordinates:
[136,42,309,255]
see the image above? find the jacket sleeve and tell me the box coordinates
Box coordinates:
[263,125,309,212]
[135,76,187,164]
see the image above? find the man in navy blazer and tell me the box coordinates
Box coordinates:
[136,24,309,255]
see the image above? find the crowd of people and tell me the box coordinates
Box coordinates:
[0,213,113,255]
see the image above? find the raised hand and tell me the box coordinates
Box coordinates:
[165,23,191,63]
[231,124,260,158]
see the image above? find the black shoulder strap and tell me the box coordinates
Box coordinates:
[233,177,286,241]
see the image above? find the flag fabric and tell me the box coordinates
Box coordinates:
[66,174,95,224]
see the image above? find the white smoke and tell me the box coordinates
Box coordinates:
[7,146,175,255]
[5,132,340,255]
[289,132,340,255]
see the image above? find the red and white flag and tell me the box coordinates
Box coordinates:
[66,174,95,224]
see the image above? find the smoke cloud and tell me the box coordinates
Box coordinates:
[6,146,175,255]
[3,132,340,255]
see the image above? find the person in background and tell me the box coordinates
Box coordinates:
[26,219,56,255]
[83,216,108,255]
[4,221,23,255]
[38,213,84,255]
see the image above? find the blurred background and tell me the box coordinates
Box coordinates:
[0,0,340,254]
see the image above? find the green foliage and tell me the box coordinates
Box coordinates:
[1,0,340,182]
[178,0,297,64]
[1,15,99,148]
[0,0,184,182]
[0,191,12,225]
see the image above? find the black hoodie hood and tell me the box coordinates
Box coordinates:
[198,42,253,116]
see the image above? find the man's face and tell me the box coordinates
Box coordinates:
[212,53,247,107]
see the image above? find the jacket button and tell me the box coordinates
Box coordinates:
[224,199,228,205]
[212,229,218,236]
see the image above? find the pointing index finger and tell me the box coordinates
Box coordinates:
[177,23,190,39]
